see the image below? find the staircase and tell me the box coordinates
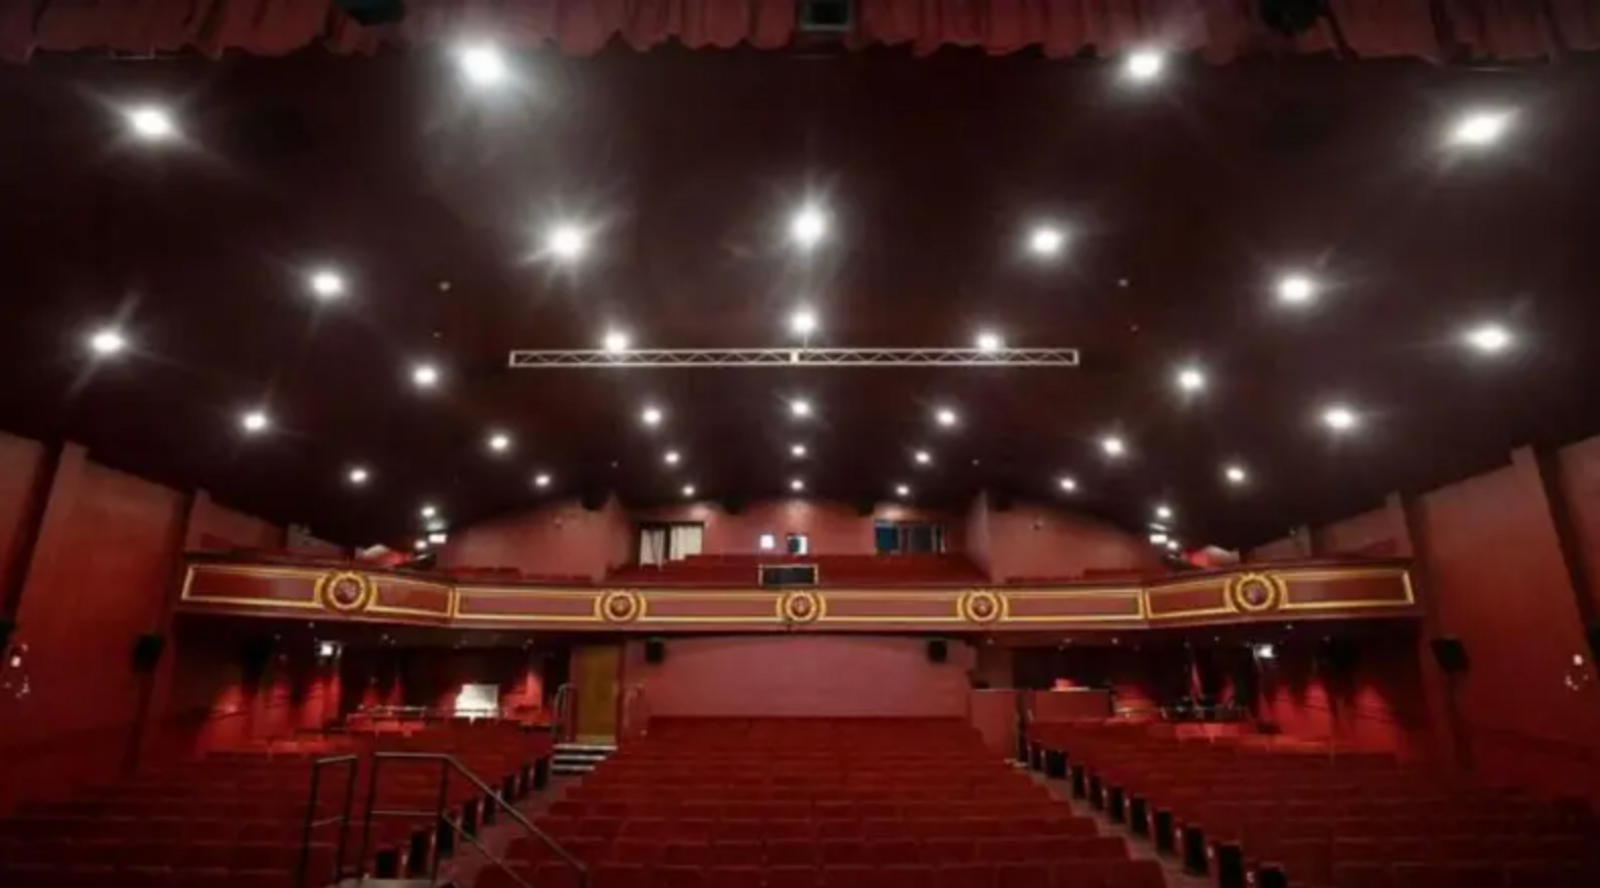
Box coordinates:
[550,740,616,776]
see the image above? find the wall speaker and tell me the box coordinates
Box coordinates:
[579,490,607,512]
[333,0,407,26]
[723,496,746,516]
[990,491,1014,513]
[1258,0,1322,35]
[927,639,949,664]
[644,638,667,665]
[1587,625,1600,660]
[241,636,276,684]
[132,632,167,672]
[798,0,853,33]
[853,498,875,517]
[1319,637,1360,676]
[0,618,14,655]
[1430,637,1469,673]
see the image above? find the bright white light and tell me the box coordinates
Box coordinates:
[896,484,911,497]
[240,410,270,434]
[1465,323,1513,354]
[427,532,448,545]
[458,44,509,87]
[1176,366,1206,392]
[790,443,808,459]
[1155,504,1174,521]
[1254,644,1277,660]
[1166,539,1181,552]
[89,328,126,356]
[1450,110,1512,147]
[913,450,932,466]
[546,223,589,261]
[664,450,681,466]
[318,641,338,659]
[682,484,697,498]
[790,205,828,250]
[1278,274,1317,305]
[488,432,512,453]
[414,538,430,551]
[790,399,813,419]
[935,407,959,428]
[1101,436,1126,458]
[1028,226,1065,257]
[603,330,630,353]
[1058,476,1078,492]
[1149,532,1169,545]
[641,405,663,427]
[790,478,806,492]
[1224,464,1248,485]
[790,307,819,337]
[420,504,438,519]
[348,466,370,486]
[309,270,346,300]
[1125,50,1166,82]
[412,364,440,389]
[1323,404,1359,432]
[975,330,1005,352]
[533,473,552,488]
[126,106,175,140]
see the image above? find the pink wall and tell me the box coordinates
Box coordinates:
[625,635,974,718]
[1255,640,1431,757]
[192,498,284,551]
[1249,534,1304,561]
[1556,436,1600,618]
[983,500,1162,581]
[964,491,993,576]
[1317,506,1401,557]
[0,430,46,593]
[634,499,963,557]
[438,496,632,580]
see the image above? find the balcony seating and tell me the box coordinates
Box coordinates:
[608,554,985,587]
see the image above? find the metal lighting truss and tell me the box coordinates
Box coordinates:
[507,347,1080,368]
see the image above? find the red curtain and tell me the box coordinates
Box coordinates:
[3,0,1597,63]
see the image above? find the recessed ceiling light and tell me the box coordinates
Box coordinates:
[913,450,932,466]
[790,478,806,492]
[1277,274,1317,305]
[641,405,664,426]
[1166,539,1181,552]
[1124,50,1166,82]
[790,399,813,419]
[1028,225,1065,257]
[412,363,440,389]
[347,466,370,486]
[790,205,828,250]
[1058,476,1078,492]
[975,330,1005,352]
[546,223,589,261]
[790,443,808,459]
[1149,532,1169,545]
[1450,109,1513,147]
[533,472,552,488]
[458,44,509,87]
[414,538,430,551]
[240,410,270,434]
[895,484,911,497]
[664,450,681,466]
[1224,464,1248,485]
[487,431,512,453]
[1465,322,1513,354]
[1322,404,1359,432]
[125,106,175,141]
[790,307,819,338]
[603,329,631,353]
[682,483,697,498]
[420,504,438,519]
[88,327,126,357]
[1101,436,1127,458]
[1176,366,1206,393]
[308,269,346,300]
[935,407,959,428]
[1154,504,1174,521]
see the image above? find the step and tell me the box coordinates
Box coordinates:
[551,741,617,776]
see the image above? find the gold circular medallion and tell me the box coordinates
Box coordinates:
[960,589,1003,624]
[1228,573,1284,613]
[317,571,375,613]
[600,589,643,623]
[778,590,823,624]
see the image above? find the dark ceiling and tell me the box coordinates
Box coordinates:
[3,47,1599,550]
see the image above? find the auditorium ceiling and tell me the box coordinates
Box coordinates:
[2,47,1599,550]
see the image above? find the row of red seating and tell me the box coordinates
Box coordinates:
[509,834,1128,866]
[550,800,1067,820]
[480,859,1167,888]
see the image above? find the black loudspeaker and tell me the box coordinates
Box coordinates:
[644,638,667,665]
[1430,637,1470,673]
[333,0,406,26]
[1320,637,1360,675]
[798,0,853,33]
[241,636,276,683]
[853,498,875,517]
[1586,625,1600,660]
[990,492,1014,513]
[723,496,746,516]
[579,491,607,512]
[927,639,948,664]
[1258,0,1323,35]
[132,632,167,672]
[0,618,14,654]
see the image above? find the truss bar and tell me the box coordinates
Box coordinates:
[507,348,1080,368]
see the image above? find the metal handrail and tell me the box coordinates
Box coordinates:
[297,754,360,888]
[552,682,576,742]
[363,750,588,888]
[620,683,648,740]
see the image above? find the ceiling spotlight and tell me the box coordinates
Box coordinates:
[664,450,681,466]
[1058,476,1078,492]
[789,205,828,250]
[790,478,806,492]
[641,405,664,427]
[1277,274,1318,305]
[1450,110,1513,147]
[975,330,1005,352]
[240,410,270,434]
[1028,225,1065,257]
[458,44,509,87]
[420,504,438,519]
[487,431,512,453]
[125,105,175,141]
[308,269,346,300]
[1154,504,1174,521]
[414,539,430,552]
[790,399,813,419]
[1101,436,1127,458]
[347,466,370,486]
[533,472,552,489]
[682,484,697,498]
[412,363,440,389]
[1166,539,1181,552]
[913,450,933,466]
[1224,464,1249,485]
[603,330,631,354]
[1465,323,1513,354]
[1322,404,1360,432]
[790,307,819,338]
[88,327,126,357]
[790,443,808,459]
[896,484,911,498]
[1149,532,1169,545]
[935,407,959,428]
[1176,366,1206,393]
[546,223,589,261]
[1124,49,1166,82]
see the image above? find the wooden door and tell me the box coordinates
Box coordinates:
[573,644,621,742]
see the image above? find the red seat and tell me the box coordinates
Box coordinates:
[768,865,820,888]
[610,839,664,866]
[868,839,922,864]
[664,842,714,866]
[1332,863,1394,888]
[820,864,877,888]
[656,865,709,888]
[532,863,585,888]
[708,866,761,888]
[998,862,1052,888]
[822,840,866,865]
[938,863,999,888]
[883,864,937,888]
[715,842,765,866]
[768,839,818,866]
[592,863,650,888]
